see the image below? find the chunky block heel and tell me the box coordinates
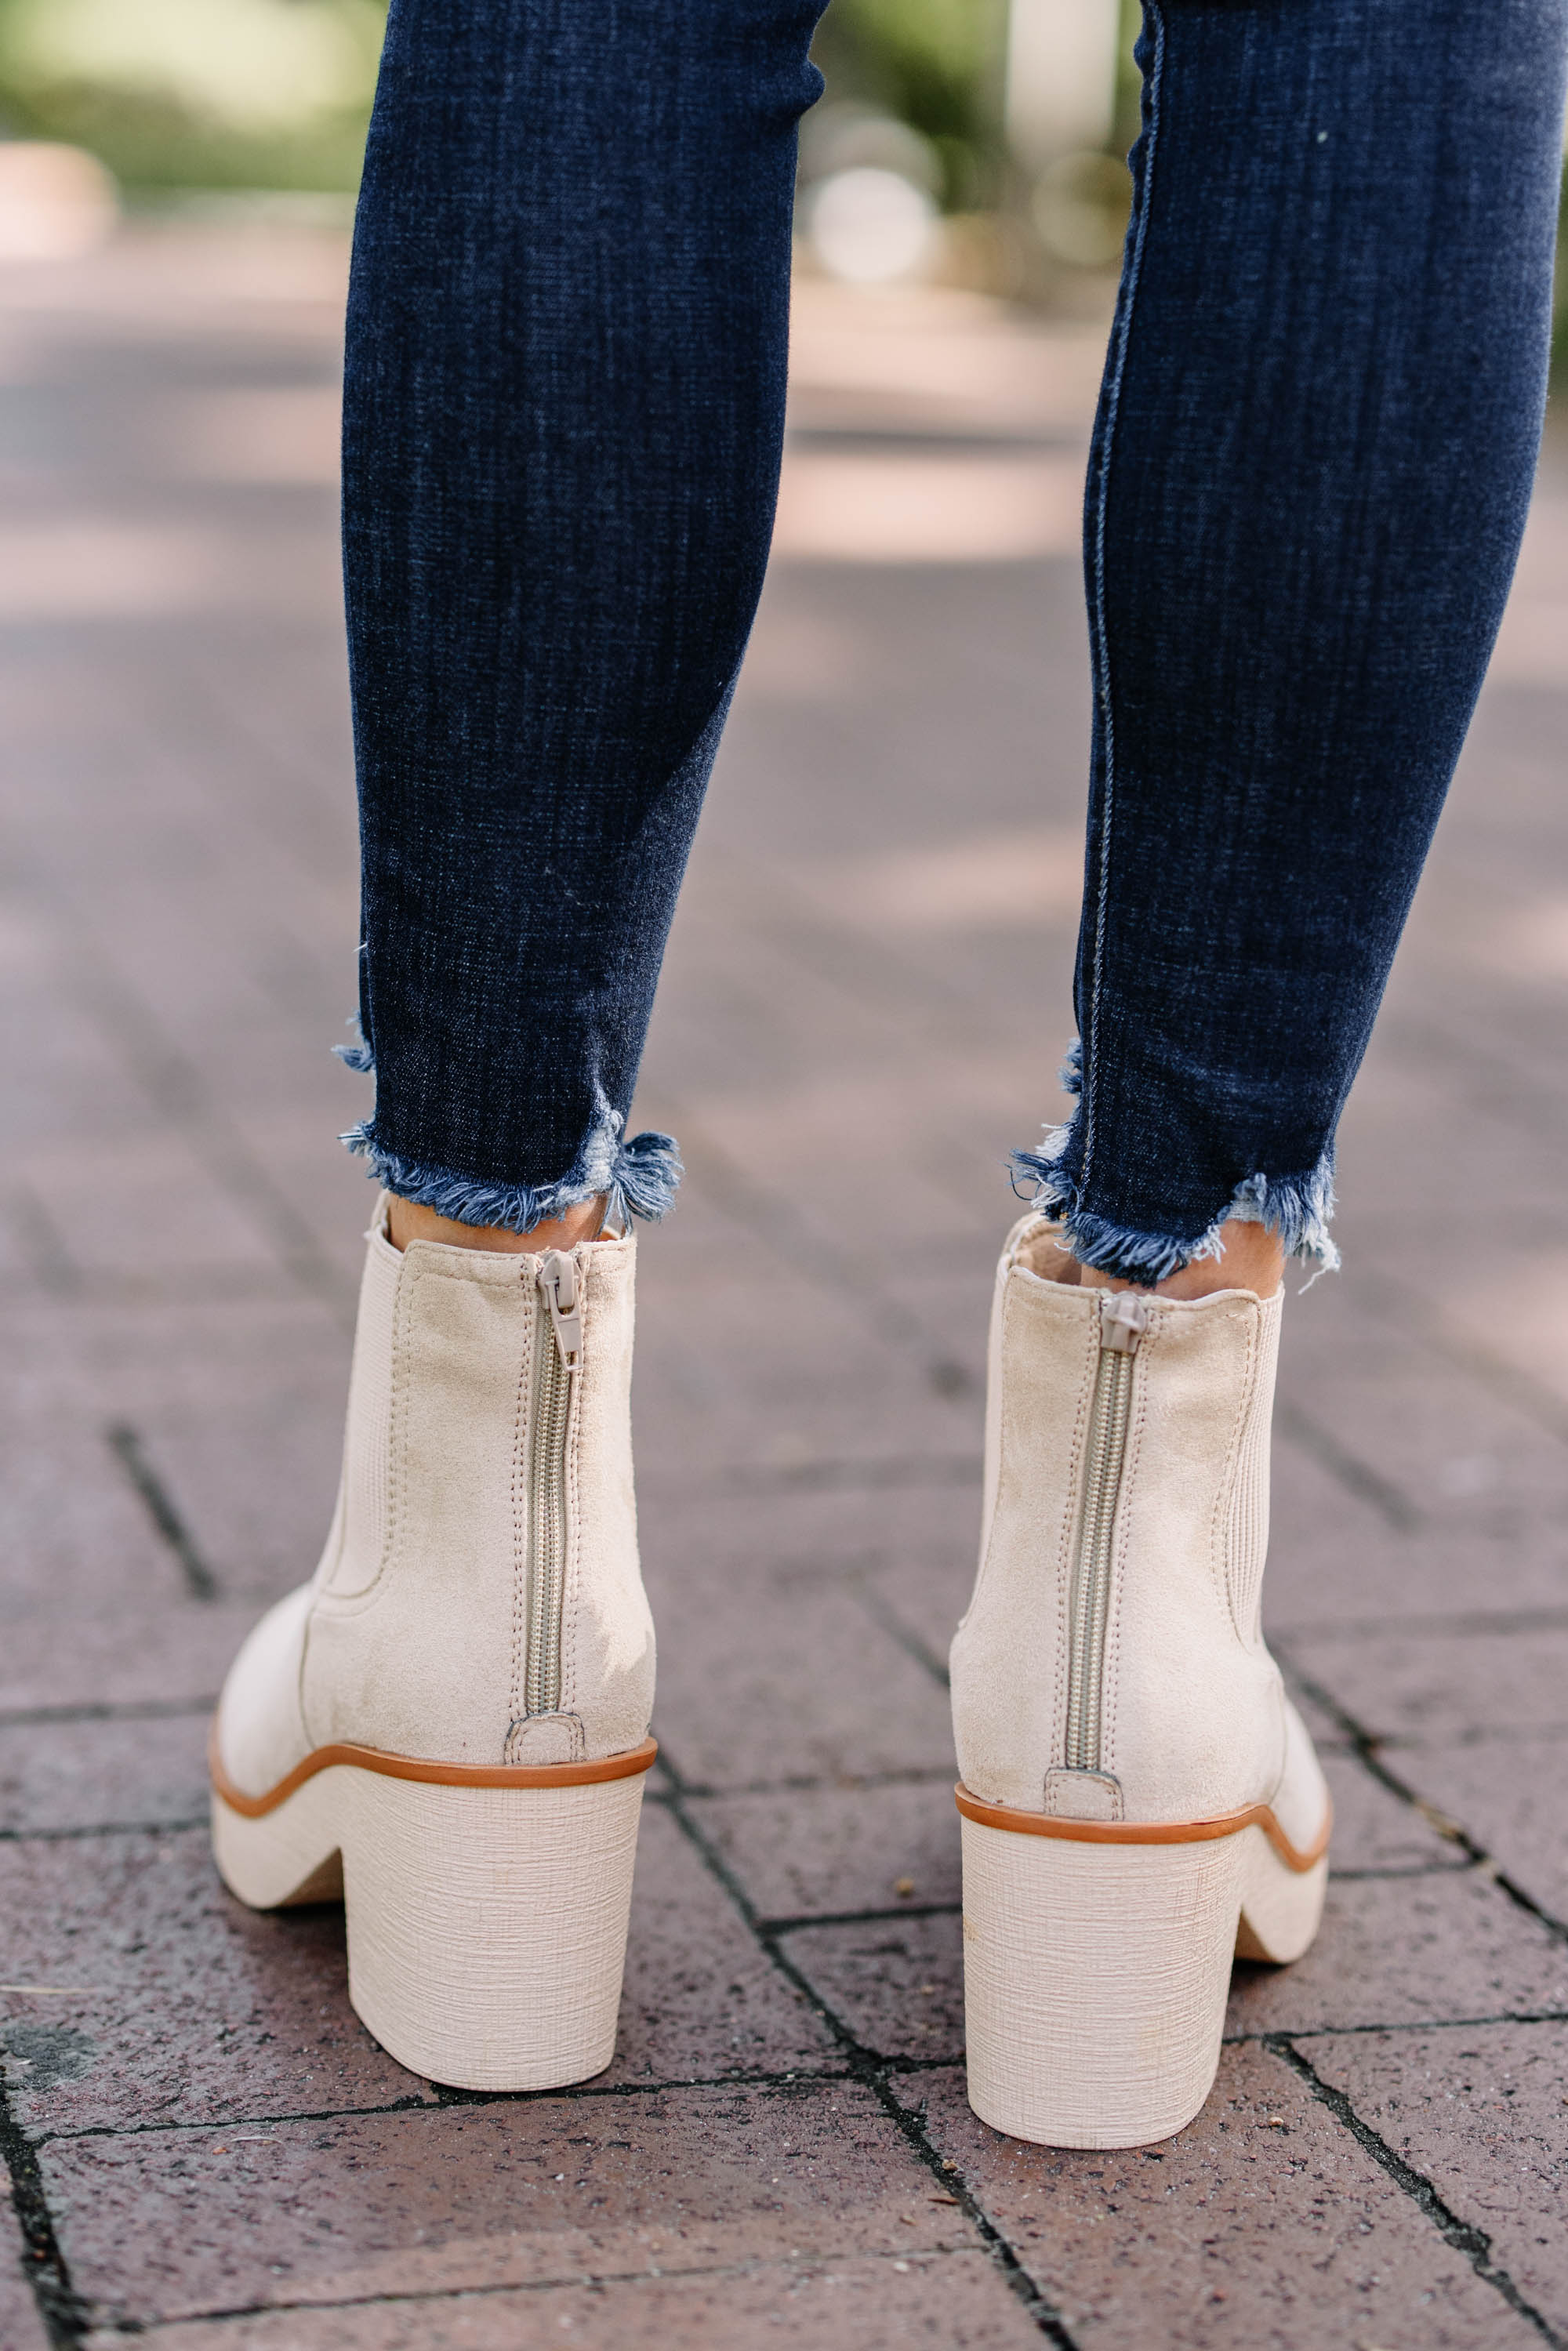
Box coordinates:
[211,1215,662,2092]
[212,1739,655,2090]
[958,1801,1329,2149]
[950,1217,1334,2147]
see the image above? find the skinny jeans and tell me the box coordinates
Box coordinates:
[340,0,1568,1280]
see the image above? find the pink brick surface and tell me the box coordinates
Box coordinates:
[1297,2021,1568,2335]
[0,1602,258,1715]
[604,1801,841,2084]
[781,1914,964,2064]
[1385,1736,1568,1921]
[645,1537,956,1790]
[1287,1624,1568,1745]
[0,2233,51,2351]
[888,2055,1547,2349]
[0,1833,431,2133]
[45,2082,964,2329]
[1316,1748,1468,1876]
[80,2254,1043,2350]
[3,222,1566,2349]
[0,1714,208,1837]
[1225,1870,1568,2037]
[684,1777,960,1922]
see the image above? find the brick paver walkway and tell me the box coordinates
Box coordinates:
[2,223,1566,2350]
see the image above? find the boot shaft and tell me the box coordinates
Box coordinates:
[952,1214,1288,1824]
[302,1206,653,1768]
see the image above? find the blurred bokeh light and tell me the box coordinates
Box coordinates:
[0,139,116,258]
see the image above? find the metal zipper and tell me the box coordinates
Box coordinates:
[1063,1290,1150,1772]
[524,1249,583,1717]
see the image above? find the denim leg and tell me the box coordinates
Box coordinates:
[340,0,826,1229]
[1015,0,1568,1283]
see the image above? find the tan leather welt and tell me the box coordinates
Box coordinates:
[954,1783,1331,1874]
[209,1725,659,1818]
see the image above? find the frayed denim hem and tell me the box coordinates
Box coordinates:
[342,1108,683,1232]
[332,1014,374,1075]
[334,1014,681,1228]
[1009,1102,1340,1286]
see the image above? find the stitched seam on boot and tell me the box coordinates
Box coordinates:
[1250,1299,1284,1648]
[510,1297,531,1736]
[383,1254,415,1599]
[955,1254,1010,1636]
[967,1276,1020,1624]
[333,1244,397,1598]
[1211,1302,1258,1645]
[1237,1314,1268,1646]
[301,1254,412,1741]
[1266,1673,1290,1816]
[563,1291,583,1719]
[295,1589,317,1754]
[1052,1300,1098,1778]
[1100,1309,1152,1784]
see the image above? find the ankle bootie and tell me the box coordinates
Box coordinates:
[950,1214,1330,2149]
[210,1199,656,2090]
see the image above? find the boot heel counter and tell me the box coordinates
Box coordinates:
[1101,1290,1287,1819]
[951,1263,1102,1809]
[1222,1288,1280,1646]
[558,1235,655,1755]
[958,1266,1290,1826]
[314,1226,402,1602]
[305,1244,533,1761]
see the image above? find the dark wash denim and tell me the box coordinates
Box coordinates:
[341,0,826,1227]
[342,0,1567,1269]
[1014,0,1568,1277]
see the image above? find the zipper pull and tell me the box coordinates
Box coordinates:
[1099,1291,1151,1355]
[535,1249,583,1372]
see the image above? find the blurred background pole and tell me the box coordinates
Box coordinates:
[1004,0,1121,172]
[1001,0,1134,289]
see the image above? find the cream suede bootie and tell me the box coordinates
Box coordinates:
[950,1213,1330,2149]
[210,1199,656,2090]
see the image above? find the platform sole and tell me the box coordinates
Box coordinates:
[212,1740,655,2090]
[958,1792,1329,2149]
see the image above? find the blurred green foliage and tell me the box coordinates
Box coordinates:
[0,0,1014,206]
[0,0,387,192]
[9,0,1550,366]
[811,0,1007,210]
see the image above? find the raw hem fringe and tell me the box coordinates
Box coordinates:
[342,1111,682,1231]
[333,1016,681,1228]
[1009,1067,1339,1286]
[332,1014,374,1074]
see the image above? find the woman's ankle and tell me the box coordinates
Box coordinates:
[1067,1219,1285,1301]
[386,1194,607,1255]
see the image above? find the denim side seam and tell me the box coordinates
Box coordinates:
[342,1089,683,1232]
[1016,5,1341,1287]
[1078,0,1166,1199]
